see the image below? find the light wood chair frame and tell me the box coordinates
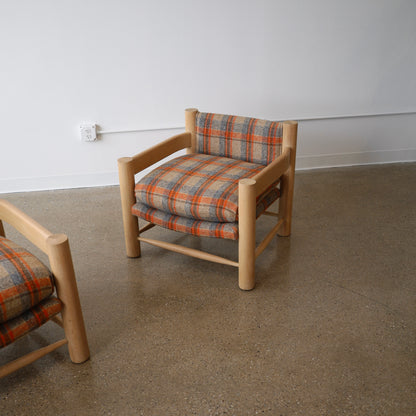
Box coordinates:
[118,108,297,290]
[0,199,90,378]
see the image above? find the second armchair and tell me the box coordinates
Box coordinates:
[118,108,298,290]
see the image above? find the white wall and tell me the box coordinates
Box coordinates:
[1,0,415,193]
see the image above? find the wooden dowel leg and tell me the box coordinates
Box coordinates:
[118,157,141,257]
[47,234,90,364]
[238,179,257,290]
[278,121,298,236]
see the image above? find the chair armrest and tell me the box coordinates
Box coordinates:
[117,131,191,258]
[251,148,291,196]
[0,199,53,254]
[120,131,192,175]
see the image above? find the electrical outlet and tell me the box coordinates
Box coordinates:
[80,123,97,142]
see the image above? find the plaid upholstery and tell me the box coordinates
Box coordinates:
[0,296,62,348]
[196,112,283,166]
[0,236,54,324]
[135,153,279,224]
[252,187,280,221]
[132,188,279,240]
[133,202,239,240]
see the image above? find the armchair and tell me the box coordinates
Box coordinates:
[0,200,89,378]
[118,109,297,290]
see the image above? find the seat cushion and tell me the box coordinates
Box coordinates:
[134,153,279,223]
[0,296,62,348]
[196,112,283,165]
[133,202,240,239]
[132,182,279,240]
[0,236,55,324]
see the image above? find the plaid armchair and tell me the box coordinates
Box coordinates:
[0,200,89,378]
[118,109,298,290]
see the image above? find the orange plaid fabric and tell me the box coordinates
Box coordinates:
[132,185,279,240]
[0,237,55,323]
[134,153,278,224]
[0,296,62,348]
[0,236,62,348]
[196,112,282,166]
[132,202,239,239]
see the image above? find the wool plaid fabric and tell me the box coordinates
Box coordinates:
[0,236,54,323]
[196,112,283,166]
[132,202,239,239]
[0,296,62,348]
[132,187,279,240]
[135,153,279,224]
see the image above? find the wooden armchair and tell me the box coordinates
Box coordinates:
[0,200,89,378]
[118,109,298,290]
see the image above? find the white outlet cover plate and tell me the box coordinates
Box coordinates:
[80,123,97,141]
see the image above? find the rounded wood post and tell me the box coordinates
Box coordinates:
[278,121,298,236]
[118,157,141,257]
[185,108,198,154]
[238,178,257,290]
[47,234,90,364]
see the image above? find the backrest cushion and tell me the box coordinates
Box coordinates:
[196,112,283,165]
[0,236,54,323]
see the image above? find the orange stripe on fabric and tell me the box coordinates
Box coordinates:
[207,113,214,154]
[0,290,8,321]
[270,121,282,161]
[1,321,14,344]
[267,121,276,162]
[32,304,46,326]
[225,115,236,159]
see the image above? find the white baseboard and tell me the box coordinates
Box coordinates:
[1,149,415,194]
[296,148,416,170]
[0,172,119,194]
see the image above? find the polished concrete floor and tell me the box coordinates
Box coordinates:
[0,162,415,415]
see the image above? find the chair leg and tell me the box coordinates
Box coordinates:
[47,234,90,364]
[118,157,141,258]
[277,172,294,236]
[238,179,256,290]
[278,121,298,236]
